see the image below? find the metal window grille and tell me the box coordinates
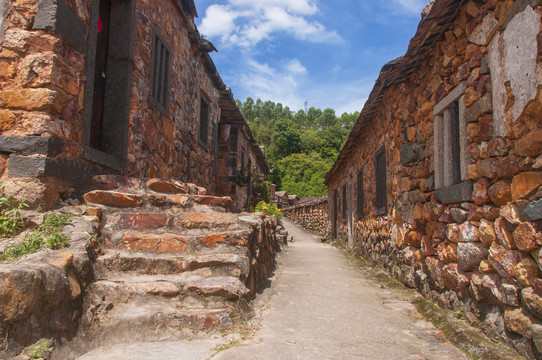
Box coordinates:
[150,28,171,114]
[450,101,461,185]
[357,169,364,218]
[199,97,209,146]
[375,146,387,215]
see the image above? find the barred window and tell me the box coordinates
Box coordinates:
[357,169,364,218]
[342,184,347,220]
[375,146,387,215]
[150,27,171,114]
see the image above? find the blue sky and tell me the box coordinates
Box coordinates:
[195,0,429,115]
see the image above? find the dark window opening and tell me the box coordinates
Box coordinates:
[89,0,111,150]
[150,28,171,114]
[333,189,338,237]
[198,96,209,147]
[230,127,238,152]
[450,101,461,185]
[342,185,347,220]
[375,146,387,215]
[357,169,364,218]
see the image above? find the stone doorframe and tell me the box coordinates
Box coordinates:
[81,0,137,172]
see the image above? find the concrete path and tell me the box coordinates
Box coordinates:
[211,219,468,360]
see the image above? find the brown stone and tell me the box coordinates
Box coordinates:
[92,175,142,191]
[516,129,542,157]
[523,288,542,321]
[67,271,81,300]
[446,223,461,243]
[479,259,496,273]
[425,257,446,291]
[406,126,417,142]
[463,86,479,108]
[459,221,479,242]
[479,219,496,247]
[0,88,62,113]
[146,178,188,194]
[119,231,188,253]
[494,218,516,250]
[48,251,74,269]
[511,172,542,201]
[0,109,16,131]
[499,204,521,225]
[504,308,533,337]
[113,213,170,230]
[513,222,542,252]
[470,273,501,304]
[2,178,59,210]
[513,258,540,287]
[437,242,457,263]
[178,213,239,229]
[472,178,490,205]
[405,230,422,248]
[83,190,142,208]
[193,195,233,208]
[443,263,470,296]
[200,232,251,248]
[488,180,512,206]
[148,193,190,207]
[488,242,528,280]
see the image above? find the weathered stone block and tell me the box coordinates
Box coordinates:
[0,135,63,156]
[177,213,239,229]
[488,180,512,206]
[519,199,542,222]
[435,181,473,204]
[147,178,188,194]
[488,242,528,279]
[513,222,541,252]
[83,190,142,208]
[469,12,499,45]
[516,129,542,157]
[0,89,62,113]
[523,288,542,321]
[458,242,489,272]
[119,231,188,253]
[514,258,540,287]
[400,142,417,164]
[511,172,542,201]
[479,218,496,247]
[106,213,170,231]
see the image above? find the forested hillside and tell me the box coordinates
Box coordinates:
[238,98,359,197]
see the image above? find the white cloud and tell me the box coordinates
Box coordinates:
[389,0,429,16]
[198,0,341,48]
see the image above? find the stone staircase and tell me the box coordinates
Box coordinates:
[53,176,278,358]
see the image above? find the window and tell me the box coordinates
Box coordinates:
[198,96,209,147]
[357,169,364,218]
[150,27,171,115]
[342,185,347,220]
[230,127,238,152]
[433,82,468,191]
[375,146,387,215]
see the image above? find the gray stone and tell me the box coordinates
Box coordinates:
[400,142,417,165]
[522,287,542,320]
[499,283,521,306]
[482,306,507,343]
[0,0,9,45]
[33,0,86,52]
[469,13,499,46]
[0,135,63,156]
[457,242,489,272]
[530,324,542,354]
[425,175,435,192]
[519,198,542,221]
[399,205,414,225]
[435,181,474,205]
[8,156,47,177]
[450,208,469,223]
[480,55,490,74]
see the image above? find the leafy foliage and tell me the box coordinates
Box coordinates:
[254,201,283,221]
[240,97,359,197]
[0,213,73,262]
[27,339,54,359]
[0,193,28,237]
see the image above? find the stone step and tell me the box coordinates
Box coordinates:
[101,211,250,234]
[104,229,254,254]
[95,249,251,277]
[88,273,248,303]
[79,301,233,349]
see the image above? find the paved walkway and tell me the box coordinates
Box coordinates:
[211,219,468,360]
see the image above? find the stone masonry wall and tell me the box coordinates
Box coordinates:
[327,1,542,358]
[284,197,329,237]
[0,0,224,205]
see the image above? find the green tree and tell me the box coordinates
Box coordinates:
[272,119,302,160]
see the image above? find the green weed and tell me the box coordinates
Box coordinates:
[0,213,73,262]
[27,339,53,359]
[0,194,28,236]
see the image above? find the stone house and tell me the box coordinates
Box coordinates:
[0,0,267,210]
[325,0,542,357]
[272,191,289,209]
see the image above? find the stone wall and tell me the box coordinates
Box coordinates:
[325,1,542,358]
[284,197,328,237]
